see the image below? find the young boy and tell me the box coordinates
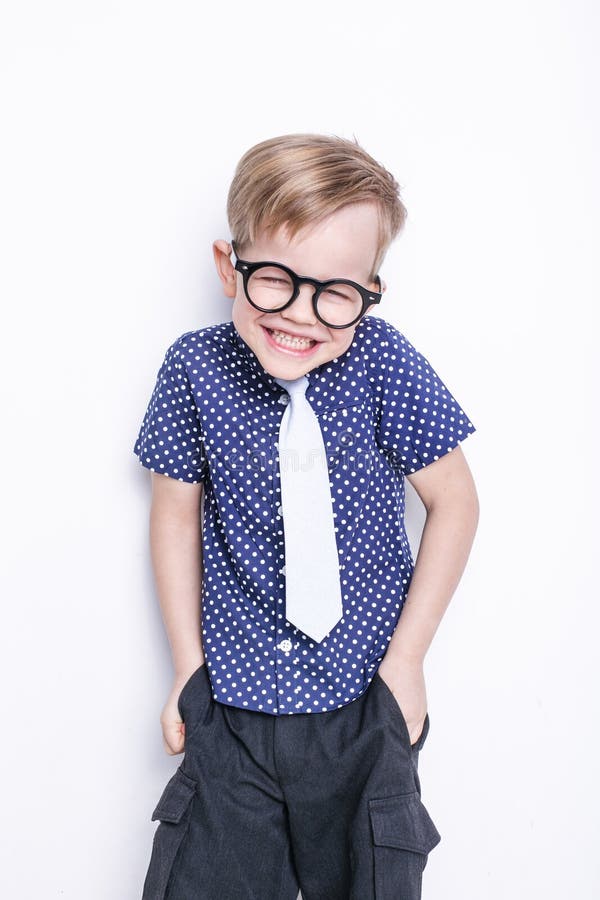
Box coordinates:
[133,133,479,900]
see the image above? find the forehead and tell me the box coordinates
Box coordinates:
[249,202,380,281]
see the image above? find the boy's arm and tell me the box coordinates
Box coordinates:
[149,472,205,753]
[378,445,479,742]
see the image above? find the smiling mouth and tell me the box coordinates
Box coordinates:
[265,327,318,350]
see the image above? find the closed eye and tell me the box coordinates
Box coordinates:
[256,276,290,286]
[323,287,354,301]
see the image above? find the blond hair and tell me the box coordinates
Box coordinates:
[227,133,407,279]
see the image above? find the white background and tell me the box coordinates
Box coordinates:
[1,1,598,897]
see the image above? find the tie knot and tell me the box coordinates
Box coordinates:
[274,375,309,398]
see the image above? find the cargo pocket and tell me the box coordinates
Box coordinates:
[141,766,197,900]
[368,792,441,900]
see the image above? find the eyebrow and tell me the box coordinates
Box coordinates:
[231,241,378,287]
[238,256,373,286]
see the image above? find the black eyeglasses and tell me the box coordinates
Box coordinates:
[231,240,382,329]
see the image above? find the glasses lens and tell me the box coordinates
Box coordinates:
[247,266,294,309]
[317,283,363,326]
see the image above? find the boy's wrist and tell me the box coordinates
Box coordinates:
[381,644,426,668]
[173,652,205,681]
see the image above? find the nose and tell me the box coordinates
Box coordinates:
[281,283,318,325]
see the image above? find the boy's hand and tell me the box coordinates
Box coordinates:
[160,675,193,756]
[377,657,428,747]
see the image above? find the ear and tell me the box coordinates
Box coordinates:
[213,239,237,298]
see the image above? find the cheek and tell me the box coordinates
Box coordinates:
[329,329,356,356]
[231,296,242,324]
[232,297,268,350]
[232,295,253,329]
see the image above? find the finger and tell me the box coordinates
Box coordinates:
[163,725,185,756]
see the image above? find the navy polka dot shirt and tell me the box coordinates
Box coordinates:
[133,315,476,715]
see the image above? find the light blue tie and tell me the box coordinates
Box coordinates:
[274,375,343,642]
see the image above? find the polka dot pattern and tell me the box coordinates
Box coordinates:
[133,315,476,715]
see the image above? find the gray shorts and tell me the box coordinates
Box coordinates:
[142,664,441,900]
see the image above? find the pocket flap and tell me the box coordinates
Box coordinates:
[151,767,196,824]
[369,792,441,855]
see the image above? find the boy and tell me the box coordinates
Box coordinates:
[134,133,479,900]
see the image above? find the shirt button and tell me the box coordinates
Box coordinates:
[276,504,283,517]
[278,639,293,652]
[278,394,289,405]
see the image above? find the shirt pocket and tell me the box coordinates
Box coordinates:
[318,396,376,550]
[202,424,279,540]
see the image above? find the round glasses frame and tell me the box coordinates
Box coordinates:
[231,240,383,329]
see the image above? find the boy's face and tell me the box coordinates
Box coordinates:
[213,202,384,381]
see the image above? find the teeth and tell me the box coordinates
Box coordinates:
[269,328,315,349]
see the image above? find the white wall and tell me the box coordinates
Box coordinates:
[1,1,598,897]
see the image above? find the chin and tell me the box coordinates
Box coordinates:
[262,359,317,379]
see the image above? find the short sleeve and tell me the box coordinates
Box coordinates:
[376,324,476,475]
[132,337,207,483]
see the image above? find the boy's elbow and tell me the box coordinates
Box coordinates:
[465,482,480,531]
[448,470,480,527]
